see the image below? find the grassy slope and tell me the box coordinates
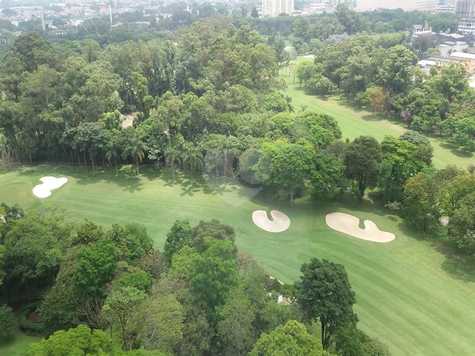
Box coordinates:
[282,63,474,170]
[2,165,475,355]
[0,333,40,356]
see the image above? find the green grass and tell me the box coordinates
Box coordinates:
[282,61,474,170]
[2,165,475,355]
[0,333,40,356]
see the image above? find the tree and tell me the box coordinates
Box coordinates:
[335,325,390,356]
[439,173,475,216]
[163,220,193,265]
[295,258,356,349]
[0,304,17,341]
[448,192,475,255]
[362,86,387,113]
[250,320,324,356]
[120,128,146,173]
[191,219,236,251]
[3,212,70,293]
[189,240,239,319]
[377,45,417,95]
[73,239,118,298]
[102,286,146,350]
[296,112,342,148]
[137,293,184,353]
[11,33,54,72]
[27,325,114,356]
[217,290,256,356]
[379,136,432,203]
[344,136,382,199]
[403,171,440,233]
[106,224,153,263]
[311,151,347,199]
[0,245,5,287]
[256,140,314,203]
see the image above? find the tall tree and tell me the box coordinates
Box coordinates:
[256,140,314,203]
[295,258,356,349]
[344,136,382,199]
[250,320,324,356]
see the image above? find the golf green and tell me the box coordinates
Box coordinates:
[1,165,475,355]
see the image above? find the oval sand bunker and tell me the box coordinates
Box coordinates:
[252,210,290,233]
[326,212,395,243]
[33,177,68,199]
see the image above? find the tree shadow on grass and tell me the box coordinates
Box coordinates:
[436,242,475,283]
[439,142,474,159]
[16,164,144,193]
[157,168,240,197]
[75,170,143,193]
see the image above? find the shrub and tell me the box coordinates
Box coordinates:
[0,304,17,341]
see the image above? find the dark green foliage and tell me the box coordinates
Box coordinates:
[344,136,382,199]
[163,220,193,265]
[217,290,256,356]
[378,136,432,203]
[3,212,70,293]
[73,239,118,298]
[296,258,356,349]
[335,325,390,356]
[107,224,153,263]
[256,140,315,202]
[0,304,17,341]
[449,192,475,255]
[192,219,236,251]
[189,240,239,316]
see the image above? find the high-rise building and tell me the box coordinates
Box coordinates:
[456,0,475,17]
[457,0,475,34]
[261,0,294,17]
[416,0,455,12]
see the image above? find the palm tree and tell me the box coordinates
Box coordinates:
[121,128,145,173]
[182,142,204,172]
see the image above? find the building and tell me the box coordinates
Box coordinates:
[457,0,475,33]
[416,0,455,12]
[456,0,475,17]
[261,0,294,17]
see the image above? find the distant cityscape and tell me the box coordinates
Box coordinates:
[1,0,475,35]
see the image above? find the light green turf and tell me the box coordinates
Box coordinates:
[282,61,475,169]
[2,165,475,355]
[0,333,40,356]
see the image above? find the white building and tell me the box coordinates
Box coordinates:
[416,0,455,12]
[262,0,294,17]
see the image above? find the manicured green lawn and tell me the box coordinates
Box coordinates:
[0,333,40,356]
[282,61,474,169]
[2,165,475,355]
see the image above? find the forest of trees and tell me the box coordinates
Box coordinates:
[254,6,458,54]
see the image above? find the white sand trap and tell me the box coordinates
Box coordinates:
[326,212,395,243]
[33,176,68,199]
[252,210,290,233]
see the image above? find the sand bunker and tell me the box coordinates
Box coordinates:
[33,176,68,199]
[252,210,290,233]
[326,212,395,243]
